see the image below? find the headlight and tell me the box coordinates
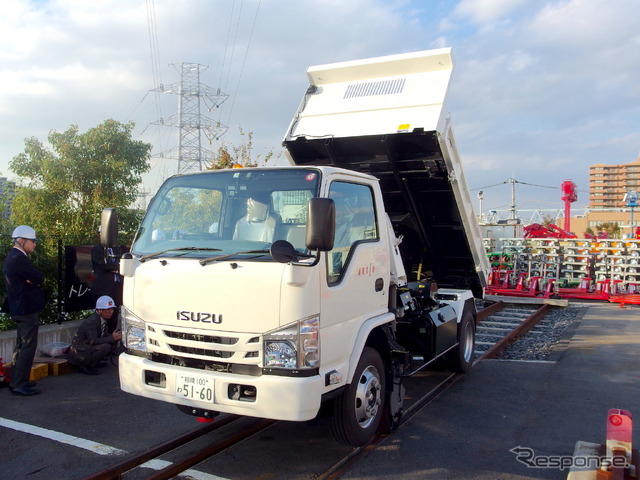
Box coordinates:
[264,315,319,370]
[121,306,147,353]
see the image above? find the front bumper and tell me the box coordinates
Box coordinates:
[119,353,324,421]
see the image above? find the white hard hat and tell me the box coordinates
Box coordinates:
[96,295,116,310]
[12,225,37,241]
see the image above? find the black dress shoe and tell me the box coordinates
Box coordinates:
[8,382,37,391]
[79,366,99,375]
[97,360,108,368]
[11,387,40,396]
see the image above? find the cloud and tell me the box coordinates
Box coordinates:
[453,0,529,24]
[0,0,639,214]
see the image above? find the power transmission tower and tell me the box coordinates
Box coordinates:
[152,62,229,173]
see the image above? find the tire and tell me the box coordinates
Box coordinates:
[447,311,475,373]
[330,347,386,446]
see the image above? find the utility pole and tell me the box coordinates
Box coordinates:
[153,62,229,173]
[507,178,517,223]
[477,190,484,223]
[625,191,639,237]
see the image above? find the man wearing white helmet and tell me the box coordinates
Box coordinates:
[3,225,46,396]
[67,295,122,375]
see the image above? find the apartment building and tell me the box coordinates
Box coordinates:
[0,177,15,219]
[589,157,640,208]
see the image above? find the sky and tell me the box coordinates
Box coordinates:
[1,0,639,220]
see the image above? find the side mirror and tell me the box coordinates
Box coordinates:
[100,208,119,248]
[307,198,335,251]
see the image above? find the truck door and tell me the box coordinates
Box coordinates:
[322,180,389,331]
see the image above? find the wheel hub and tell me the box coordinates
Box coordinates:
[354,365,382,429]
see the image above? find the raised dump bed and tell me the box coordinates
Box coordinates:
[284,48,489,297]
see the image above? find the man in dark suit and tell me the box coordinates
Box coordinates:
[3,225,46,396]
[67,295,122,375]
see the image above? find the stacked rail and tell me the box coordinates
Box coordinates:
[486,238,640,302]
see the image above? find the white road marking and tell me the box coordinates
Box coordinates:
[0,417,126,455]
[0,417,229,479]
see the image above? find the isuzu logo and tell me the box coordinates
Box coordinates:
[176,311,222,324]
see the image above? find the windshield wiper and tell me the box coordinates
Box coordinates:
[199,250,270,266]
[139,247,222,263]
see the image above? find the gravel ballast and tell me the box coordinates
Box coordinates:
[475,303,589,361]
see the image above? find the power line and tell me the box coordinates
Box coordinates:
[145,0,165,155]
[225,0,261,126]
[472,177,557,191]
[217,0,237,96]
[223,0,244,93]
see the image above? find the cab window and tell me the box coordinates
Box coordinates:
[327,182,377,283]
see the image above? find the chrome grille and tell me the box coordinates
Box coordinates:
[167,344,234,358]
[164,330,238,345]
[147,324,261,364]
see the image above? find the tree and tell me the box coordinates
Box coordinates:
[597,222,621,238]
[9,119,151,237]
[588,222,621,238]
[540,215,555,227]
[208,127,280,170]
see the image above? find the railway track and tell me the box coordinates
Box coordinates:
[474,302,549,361]
[81,302,550,480]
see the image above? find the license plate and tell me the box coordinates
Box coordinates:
[175,373,214,402]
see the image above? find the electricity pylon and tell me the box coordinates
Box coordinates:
[153,62,229,173]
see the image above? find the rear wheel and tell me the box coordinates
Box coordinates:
[330,347,385,446]
[447,311,475,373]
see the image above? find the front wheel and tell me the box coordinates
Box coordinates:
[447,311,475,373]
[330,347,386,446]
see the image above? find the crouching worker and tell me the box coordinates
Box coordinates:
[68,296,122,375]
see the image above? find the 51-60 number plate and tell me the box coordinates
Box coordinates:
[175,373,214,402]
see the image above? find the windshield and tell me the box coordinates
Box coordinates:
[132,168,321,260]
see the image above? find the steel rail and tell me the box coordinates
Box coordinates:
[476,300,505,321]
[317,372,461,480]
[81,414,240,480]
[143,418,277,480]
[474,304,549,362]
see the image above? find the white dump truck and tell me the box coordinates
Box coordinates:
[110,47,490,446]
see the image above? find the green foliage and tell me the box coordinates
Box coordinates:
[0,119,152,331]
[208,127,281,170]
[9,119,151,236]
[157,188,223,234]
[594,222,621,238]
[541,215,555,227]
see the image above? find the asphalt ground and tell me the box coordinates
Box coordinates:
[342,302,640,480]
[1,301,639,480]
